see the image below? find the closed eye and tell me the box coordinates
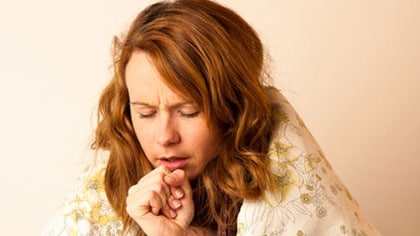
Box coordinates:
[139,111,156,118]
[178,110,200,118]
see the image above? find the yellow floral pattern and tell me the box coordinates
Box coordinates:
[42,156,123,236]
[236,92,381,236]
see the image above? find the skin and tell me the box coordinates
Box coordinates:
[125,51,220,235]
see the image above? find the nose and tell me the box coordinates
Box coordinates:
[157,115,180,146]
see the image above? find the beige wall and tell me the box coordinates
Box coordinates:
[0,0,418,235]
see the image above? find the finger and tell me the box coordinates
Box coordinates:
[167,195,182,210]
[161,193,182,219]
[127,166,172,217]
[170,186,185,199]
[171,171,194,226]
[164,169,185,187]
[164,169,193,199]
[126,190,155,219]
[152,181,171,211]
[138,164,171,185]
[149,191,165,215]
[129,179,170,201]
[158,164,171,175]
[134,165,172,199]
[161,203,177,219]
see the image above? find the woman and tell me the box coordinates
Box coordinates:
[43,0,381,235]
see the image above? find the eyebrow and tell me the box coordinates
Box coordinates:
[130,101,151,106]
[129,101,194,109]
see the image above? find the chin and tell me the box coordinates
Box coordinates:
[185,169,200,181]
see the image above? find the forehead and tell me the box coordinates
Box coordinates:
[125,51,158,85]
[125,51,186,105]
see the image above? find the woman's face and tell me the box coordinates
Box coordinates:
[125,51,221,180]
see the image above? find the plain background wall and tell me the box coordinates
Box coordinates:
[0,0,418,235]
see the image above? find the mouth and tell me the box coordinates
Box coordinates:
[157,157,189,171]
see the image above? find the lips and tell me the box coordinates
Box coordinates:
[157,157,189,171]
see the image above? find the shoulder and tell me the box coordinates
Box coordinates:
[42,150,123,235]
[237,89,381,236]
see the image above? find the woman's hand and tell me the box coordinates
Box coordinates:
[126,165,194,236]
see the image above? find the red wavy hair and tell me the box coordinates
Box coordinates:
[93,0,277,234]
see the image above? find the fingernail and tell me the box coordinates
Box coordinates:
[174,189,184,198]
[169,210,176,218]
[171,199,182,209]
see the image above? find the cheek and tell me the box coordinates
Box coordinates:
[132,117,151,138]
[132,120,154,156]
[132,120,142,142]
[186,131,220,180]
[202,135,219,155]
[191,127,220,161]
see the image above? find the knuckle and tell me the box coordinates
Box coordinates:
[155,184,166,195]
[149,190,160,200]
[127,186,135,195]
